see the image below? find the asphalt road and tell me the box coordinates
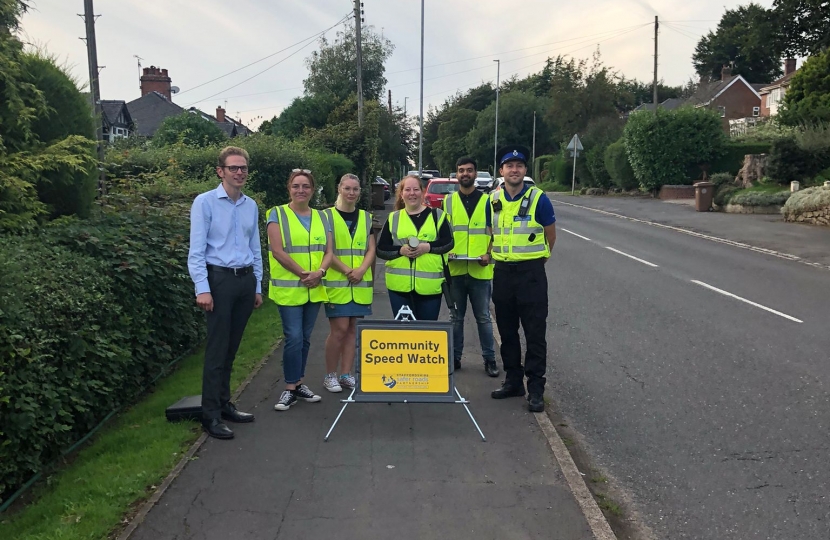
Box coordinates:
[543,200,830,539]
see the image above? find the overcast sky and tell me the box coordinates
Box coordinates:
[19,0,775,130]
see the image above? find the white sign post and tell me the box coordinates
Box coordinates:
[566,134,583,195]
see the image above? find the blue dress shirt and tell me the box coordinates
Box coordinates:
[188,183,263,296]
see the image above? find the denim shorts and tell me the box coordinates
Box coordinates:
[324,300,372,318]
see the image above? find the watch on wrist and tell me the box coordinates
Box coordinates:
[320,268,327,277]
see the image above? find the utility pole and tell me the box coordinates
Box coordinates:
[388,89,392,114]
[493,59,500,176]
[531,111,536,179]
[653,15,659,112]
[418,0,424,175]
[82,0,105,194]
[133,54,143,93]
[355,0,364,127]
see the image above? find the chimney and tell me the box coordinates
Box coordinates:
[140,66,172,100]
[721,65,732,81]
[784,58,796,76]
[216,106,226,123]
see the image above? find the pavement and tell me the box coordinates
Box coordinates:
[127,202,601,540]
[549,194,830,268]
[543,196,830,539]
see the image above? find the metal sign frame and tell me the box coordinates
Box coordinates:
[324,306,485,441]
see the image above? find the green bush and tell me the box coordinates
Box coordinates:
[551,156,571,184]
[534,154,555,182]
[714,184,740,206]
[709,141,773,176]
[537,181,570,192]
[153,112,228,148]
[767,136,830,184]
[710,172,735,186]
[783,186,830,219]
[604,140,638,190]
[624,107,726,191]
[0,201,206,502]
[728,190,790,207]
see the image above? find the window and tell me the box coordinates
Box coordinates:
[717,106,726,118]
[752,107,760,117]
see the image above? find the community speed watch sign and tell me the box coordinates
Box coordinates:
[360,328,450,393]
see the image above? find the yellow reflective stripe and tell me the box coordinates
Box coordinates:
[510,245,546,253]
[278,207,293,250]
[468,227,487,235]
[334,248,364,256]
[511,225,544,235]
[453,224,469,232]
[271,278,303,287]
[385,267,443,279]
[323,280,373,288]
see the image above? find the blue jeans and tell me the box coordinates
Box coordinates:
[277,302,322,384]
[449,274,496,363]
[388,290,442,321]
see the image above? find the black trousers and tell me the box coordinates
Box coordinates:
[491,259,548,395]
[202,268,256,421]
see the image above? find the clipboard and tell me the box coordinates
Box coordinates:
[448,255,482,261]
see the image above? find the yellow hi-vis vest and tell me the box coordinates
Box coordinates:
[443,191,493,279]
[323,207,374,305]
[384,209,447,295]
[490,187,551,262]
[268,205,329,306]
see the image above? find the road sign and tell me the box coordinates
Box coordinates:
[567,134,584,152]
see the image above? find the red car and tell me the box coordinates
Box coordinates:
[424,178,459,209]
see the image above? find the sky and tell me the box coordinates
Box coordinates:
[19,0,776,131]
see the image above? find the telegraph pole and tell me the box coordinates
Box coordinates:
[355,0,364,127]
[653,15,659,112]
[531,111,536,178]
[82,0,106,194]
[418,0,424,175]
[493,59,500,176]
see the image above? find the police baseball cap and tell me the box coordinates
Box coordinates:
[497,145,530,166]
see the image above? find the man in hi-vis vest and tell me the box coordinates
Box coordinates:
[443,157,498,377]
[489,145,556,413]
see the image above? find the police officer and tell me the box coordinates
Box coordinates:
[489,145,556,412]
[444,157,498,377]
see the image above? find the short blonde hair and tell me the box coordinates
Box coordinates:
[217,146,249,166]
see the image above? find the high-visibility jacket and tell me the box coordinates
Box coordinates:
[443,191,493,280]
[268,205,329,306]
[490,187,550,262]
[323,207,373,305]
[384,209,447,295]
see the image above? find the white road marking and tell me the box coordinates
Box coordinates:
[550,197,830,272]
[490,308,618,540]
[605,247,659,267]
[691,280,803,323]
[561,228,593,242]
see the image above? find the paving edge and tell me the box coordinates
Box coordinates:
[490,309,617,540]
[550,197,830,272]
[116,339,282,540]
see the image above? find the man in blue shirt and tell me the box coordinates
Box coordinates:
[188,146,263,439]
[489,145,556,413]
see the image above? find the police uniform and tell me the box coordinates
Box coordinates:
[489,145,556,412]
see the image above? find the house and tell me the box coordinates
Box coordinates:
[125,66,250,138]
[686,66,764,133]
[759,58,798,117]
[100,100,133,142]
[628,97,685,115]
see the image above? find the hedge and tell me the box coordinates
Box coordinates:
[604,140,638,190]
[0,201,205,503]
[709,141,773,176]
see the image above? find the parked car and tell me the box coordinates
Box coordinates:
[373,176,391,200]
[407,170,433,189]
[474,171,494,191]
[424,178,459,208]
[423,169,441,179]
[492,176,535,191]
[449,172,457,179]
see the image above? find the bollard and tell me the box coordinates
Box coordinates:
[791,181,800,192]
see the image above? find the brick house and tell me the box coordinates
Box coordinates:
[759,59,798,117]
[686,66,764,133]
[125,66,250,138]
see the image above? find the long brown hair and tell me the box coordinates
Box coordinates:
[394,175,422,210]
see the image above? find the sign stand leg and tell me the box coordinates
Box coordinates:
[324,387,356,442]
[454,387,486,441]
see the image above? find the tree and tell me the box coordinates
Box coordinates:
[262,93,338,139]
[624,107,726,191]
[778,49,830,125]
[692,4,783,83]
[303,24,394,102]
[431,108,478,174]
[465,91,549,173]
[773,0,830,56]
[152,113,227,148]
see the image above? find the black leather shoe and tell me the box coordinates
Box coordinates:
[484,360,499,378]
[221,402,255,423]
[527,393,545,412]
[202,419,234,439]
[454,358,462,370]
[491,381,525,399]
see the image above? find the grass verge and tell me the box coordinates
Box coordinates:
[0,301,281,540]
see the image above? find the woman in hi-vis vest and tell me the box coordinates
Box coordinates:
[376,175,454,321]
[267,169,333,412]
[321,174,376,393]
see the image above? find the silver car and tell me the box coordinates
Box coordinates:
[474,171,494,191]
